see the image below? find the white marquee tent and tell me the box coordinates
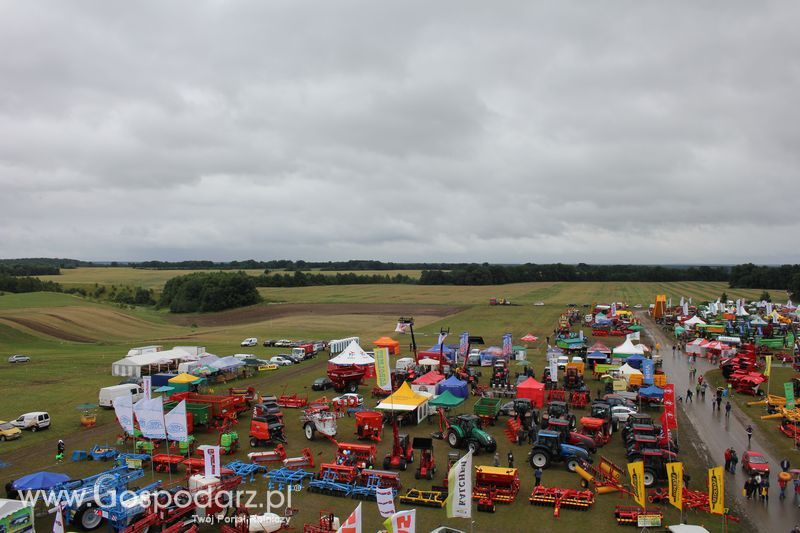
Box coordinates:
[329,340,375,366]
[112,348,196,377]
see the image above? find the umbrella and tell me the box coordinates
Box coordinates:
[520,334,538,342]
[600,374,614,382]
[75,403,97,410]
[418,358,440,366]
[13,471,70,490]
[516,360,531,366]
[154,386,175,393]
[628,324,644,331]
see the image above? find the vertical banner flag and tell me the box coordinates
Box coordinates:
[661,384,677,430]
[627,331,640,341]
[668,298,672,308]
[459,332,469,358]
[502,333,512,357]
[549,358,558,382]
[627,461,646,508]
[142,375,152,400]
[642,359,654,386]
[446,450,473,518]
[708,467,724,515]
[113,394,135,436]
[375,486,396,518]
[611,303,617,317]
[680,297,685,307]
[384,510,416,533]
[579,329,584,340]
[785,382,796,410]
[374,347,391,392]
[337,503,362,533]
[666,462,683,510]
[133,396,166,439]
[764,355,772,377]
[201,445,221,478]
[395,322,408,334]
[165,400,189,442]
[52,504,66,533]
[682,302,689,316]
[437,331,449,347]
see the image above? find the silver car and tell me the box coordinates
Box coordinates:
[8,355,30,363]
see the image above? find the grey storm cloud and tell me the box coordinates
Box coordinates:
[1,1,799,263]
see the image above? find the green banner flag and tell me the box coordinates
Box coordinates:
[785,382,796,410]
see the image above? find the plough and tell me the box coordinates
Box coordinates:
[504,417,522,444]
[649,488,740,522]
[228,387,259,405]
[528,486,595,517]
[575,456,629,495]
[278,394,309,409]
[224,461,267,482]
[399,488,447,508]
[152,454,184,473]
[248,444,288,465]
[351,470,400,501]
[284,448,315,469]
[266,468,315,492]
[569,391,589,409]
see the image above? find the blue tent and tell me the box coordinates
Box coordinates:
[13,471,70,490]
[638,385,664,399]
[625,353,645,369]
[437,375,469,398]
[586,351,608,360]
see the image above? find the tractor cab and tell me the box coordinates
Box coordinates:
[533,430,562,456]
[546,418,596,452]
[491,362,510,387]
[621,414,653,438]
[544,402,575,429]
[413,437,436,480]
[590,401,612,422]
[633,449,679,487]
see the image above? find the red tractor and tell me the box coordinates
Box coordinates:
[383,417,414,470]
[413,437,436,480]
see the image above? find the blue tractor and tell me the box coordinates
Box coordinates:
[528,430,591,472]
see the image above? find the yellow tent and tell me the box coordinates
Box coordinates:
[653,295,667,319]
[377,382,428,410]
[168,373,202,384]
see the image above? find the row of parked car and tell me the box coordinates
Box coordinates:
[240,337,327,350]
[0,412,51,442]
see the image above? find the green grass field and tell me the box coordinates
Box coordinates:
[0,281,774,532]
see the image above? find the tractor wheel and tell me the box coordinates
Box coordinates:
[383,457,391,470]
[566,458,581,472]
[447,430,461,448]
[346,381,358,393]
[399,458,407,471]
[427,470,434,480]
[304,423,315,440]
[530,451,550,469]
[408,451,414,464]
[467,440,480,454]
[580,478,589,488]
[643,468,656,488]
[31,426,38,433]
[249,438,259,447]
[415,470,421,480]
[75,502,103,531]
[485,440,497,453]
[568,415,577,430]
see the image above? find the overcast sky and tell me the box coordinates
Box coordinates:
[1,2,798,264]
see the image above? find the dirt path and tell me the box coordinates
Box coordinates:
[168,303,465,327]
[639,312,797,532]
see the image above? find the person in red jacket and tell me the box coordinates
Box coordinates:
[724,448,732,472]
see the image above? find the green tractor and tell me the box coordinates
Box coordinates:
[434,409,496,454]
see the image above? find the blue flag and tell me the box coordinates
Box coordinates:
[642,359,654,386]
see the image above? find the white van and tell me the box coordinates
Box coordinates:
[99,384,144,408]
[12,412,50,431]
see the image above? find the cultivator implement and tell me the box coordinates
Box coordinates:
[307,468,355,497]
[528,486,595,517]
[504,418,522,444]
[224,461,267,482]
[266,468,315,491]
[569,391,589,409]
[547,389,567,402]
[399,488,447,508]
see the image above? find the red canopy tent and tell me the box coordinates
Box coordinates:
[520,334,538,342]
[588,341,611,354]
[412,370,445,386]
[516,377,545,408]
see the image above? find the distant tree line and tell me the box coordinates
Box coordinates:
[253,271,416,287]
[728,263,800,299]
[0,263,60,276]
[158,271,261,313]
[418,263,729,285]
[131,259,467,271]
[0,274,62,293]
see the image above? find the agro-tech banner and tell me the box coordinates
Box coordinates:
[708,466,724,515]
[374,348,391,392]
[666,462,683,510]
[165,399,189,442]
[627,460,646,508]
[785,382,796,410]
[384,509,416,533]
[336,502,362,533]
[113,393,135,436]
[376,486,396,517]
[446,450,473,518]
[133,396,166,440]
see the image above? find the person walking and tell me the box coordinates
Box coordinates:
[778,473,789,499]
[528,426,537,445]
[507,451,514,468]
[730,450,739,473]
[746,425,753,448]
[793,476,800,504]
[701,382,707,400]
[725,401,732,419]
[686,389,693,403]
[534,466,543,487]
[780,458,790,472]
[744,478,753,500]
[56,439,65,463]
[695,383,701,399]
[716,396,723,411]
[760,476,769,503]
[724,448,732,472]
[698,375,704,386]
[493,451,500,467]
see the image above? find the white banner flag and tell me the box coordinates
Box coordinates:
[610,303,617,317]
[133,396,166,439]
[437,331,448,346]
[395,322,408,334]
[165,400,188,442]
[446,450,472,518]
[200,445,221,478]
[626,332,640,341]
[376,486,396,517]
[384,509,416,533]
[549,358,558,382]
[142,376,152,400]
[52,505,65,533]
[336,503,362,533]
[682,302,689,316]
[113,394,135,436]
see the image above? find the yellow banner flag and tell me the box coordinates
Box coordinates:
[374,347,391,391]
[627,461,646,508]
[764,355,772,377]
[708,466,724,515]
[666,462,683,510]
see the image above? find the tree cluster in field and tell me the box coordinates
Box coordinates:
[129,259,465,271]
[158,271,261,313]
[0,274,62,293]
[0,258,88,272]
[0,263,60,276]
[253,271,416,287]
[728,263,800,299]
[418,263,729,285]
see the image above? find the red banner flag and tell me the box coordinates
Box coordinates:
[661,384,678,430]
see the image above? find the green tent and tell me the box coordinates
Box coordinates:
[429,390,465,408]
[628,324,643,331]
